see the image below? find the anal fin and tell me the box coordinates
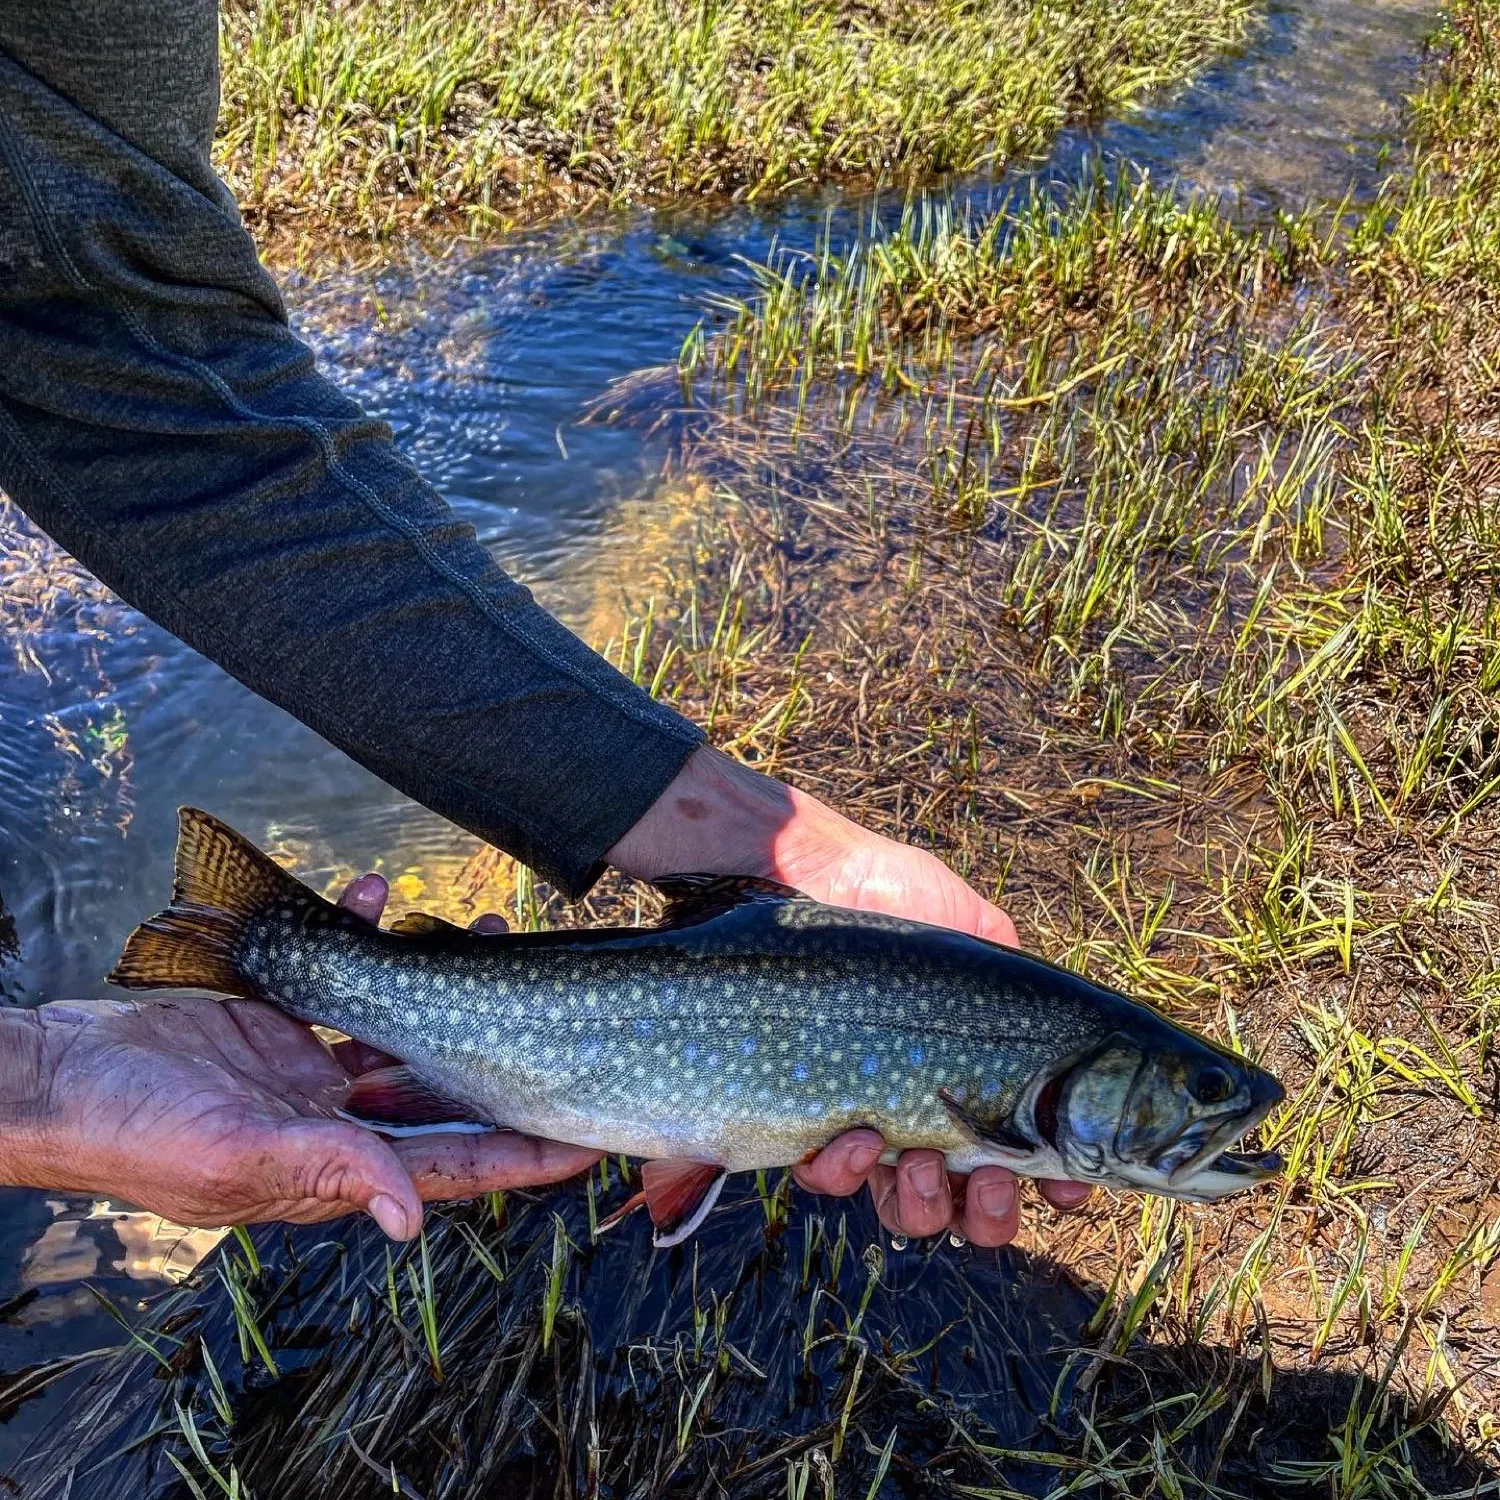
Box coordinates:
[597,1160,728,1248]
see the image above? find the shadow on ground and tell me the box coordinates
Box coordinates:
[3,1177,1493,1499]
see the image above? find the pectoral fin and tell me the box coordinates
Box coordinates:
[598,1159,728,1247]
[938,1087,1033,1156]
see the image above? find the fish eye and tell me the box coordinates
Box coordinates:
[1191,1065,1236,1105]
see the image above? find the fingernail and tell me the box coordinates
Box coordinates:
[850,1141,883,1173]
[369,1193,412,1240]
[470,914,508,935]
[910,1159,943,1199]
[977,1178,1017,1217]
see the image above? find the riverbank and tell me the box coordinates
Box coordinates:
[608,0,1500,1484]
[219,0,1255,254]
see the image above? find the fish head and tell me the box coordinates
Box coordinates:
[1034,1029,1284,1201]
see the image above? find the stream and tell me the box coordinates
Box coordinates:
[0,0,1434,1469]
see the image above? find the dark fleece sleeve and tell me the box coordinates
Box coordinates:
[0,1,704,897]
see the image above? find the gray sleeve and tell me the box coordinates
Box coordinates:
[0,1,705,898]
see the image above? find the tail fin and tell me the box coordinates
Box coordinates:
[108,808,320,998]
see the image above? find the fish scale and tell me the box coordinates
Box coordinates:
[110,809,1285,1245]
[238,905,1102,1170]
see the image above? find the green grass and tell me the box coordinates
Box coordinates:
[13,3,1500,1497]
[216,0,1256,247]
[589,1,1500,1482]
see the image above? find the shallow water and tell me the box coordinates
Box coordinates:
[0,0,1434,1469]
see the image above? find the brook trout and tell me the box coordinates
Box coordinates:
[111,809,1284,1245]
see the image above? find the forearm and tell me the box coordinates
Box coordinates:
[0,31,702,897]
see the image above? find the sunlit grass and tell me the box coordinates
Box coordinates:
[216,0,1256,246]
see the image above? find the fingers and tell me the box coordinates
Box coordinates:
[1039,1178,1093,1211]
[886,1150,953,1238]
[790,1128,885,1195]
[796,1139,1084,1244]
[392,1132,601,1201]
[958,1166,1021,1247]
[337,873,506,937]
[338,873,389,925]
[271,1118,425,1241]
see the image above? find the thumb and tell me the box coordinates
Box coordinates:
[269,1118,425,1240]
[971,901,1019,947]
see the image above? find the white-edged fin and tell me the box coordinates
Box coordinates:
[337,1109,495,1139]
[651,1164,732,1248]
[343,1064,490,1131]
[596,1160,729,1245]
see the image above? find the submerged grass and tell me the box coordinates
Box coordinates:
[217,0,1255,249]
[11,4,1500,1498]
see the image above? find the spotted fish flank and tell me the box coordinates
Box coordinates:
[109,809,1285,1246]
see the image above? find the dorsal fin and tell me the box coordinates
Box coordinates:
[651,873,806,930]
[388,910,468,937]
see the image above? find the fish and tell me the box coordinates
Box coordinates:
[109,808,1285,1246]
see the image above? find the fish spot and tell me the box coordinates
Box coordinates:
[683,1042,699,1063]
[908,1044,925,1067]
[806,1099,825,1116]
[886,1093,903,1110]
[485,1026,499,1044]
[861,1055,881,1077]
[740,1037,757,1057]
[725,1080,742,1098]
[792,1062,809,1082]
[404,1008,420,1024]
[634,1018,656,1039]
[578,1039,602,1064]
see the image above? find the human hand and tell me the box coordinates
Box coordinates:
[0,882,598,1241]
[608,745,1093,1244]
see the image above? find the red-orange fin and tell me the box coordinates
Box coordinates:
[343,1066,489,1133]
[640,1160,727,1247]
[597,1187,649,1236]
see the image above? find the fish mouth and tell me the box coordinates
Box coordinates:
[1191,1146,1283,1181]
[1166,1066,1283,1192]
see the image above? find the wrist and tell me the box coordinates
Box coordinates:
[605,745,859,887]
[0,1007,58,1189]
